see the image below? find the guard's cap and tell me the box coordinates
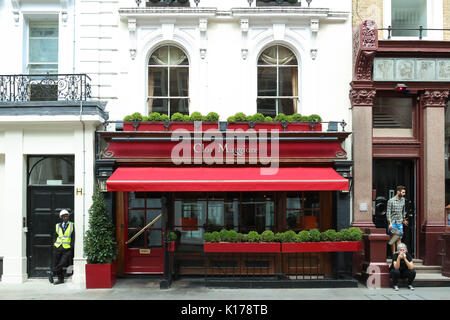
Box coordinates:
[59,209,70,217]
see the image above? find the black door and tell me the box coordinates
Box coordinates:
[27,186,74,278]
[373,159,416,257]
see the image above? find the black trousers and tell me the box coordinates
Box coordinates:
[52,246,72,279]
[390,268,416,286]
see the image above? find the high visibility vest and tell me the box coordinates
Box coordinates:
[54,222,74,249]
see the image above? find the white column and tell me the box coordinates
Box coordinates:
[2,129,27,283]
[70,122,96,288]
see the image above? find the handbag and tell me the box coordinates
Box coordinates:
[389,226,403,236]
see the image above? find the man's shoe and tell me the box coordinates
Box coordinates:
[54,279,64,285]
[388,234,400,245]
[393,285,399,291]
[48,272,54,284]
[408,285,415,291]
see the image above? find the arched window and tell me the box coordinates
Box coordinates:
[28,156,74,185]
[148,45,189,116]
[257,45,298,117]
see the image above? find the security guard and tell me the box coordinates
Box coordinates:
[49,209,74,285]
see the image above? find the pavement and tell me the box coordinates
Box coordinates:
[1,277,450,301]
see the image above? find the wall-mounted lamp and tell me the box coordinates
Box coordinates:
[395,83,408,92]
[96,165,114,192]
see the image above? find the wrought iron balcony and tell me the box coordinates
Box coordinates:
[140,0,196,7]
[256,0,311,6]
[0,74,91,103]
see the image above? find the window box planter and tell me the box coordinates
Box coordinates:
[281,241,362,253]
[122,122,219,132]
[146,0,191,7]
[85,262,116,289]
[204,242,281,253]
[227,122,322,132]
[256,0,302,7]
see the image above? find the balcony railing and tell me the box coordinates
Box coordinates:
[0,74,91,103]
[381,26,450,40]
[137,0,313,7]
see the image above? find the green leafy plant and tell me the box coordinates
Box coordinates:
[289,113,304,122]
[307,114,322,122]
[249,113,266,123]
[295,230,311,242]
[264,116,273,122]
[160,114,170,122]
[171,112,186,122]
[321,229,338,242]
[247,231,261,243]
[280,230,297,243]
[227,115,236,123]
[204,112,220,122]
[274,113,288,122]
[84,187,117,264]
[261,230,275,242]
[346,227,363,241]
[238,233,248,243]
[169,231,178,241]
[147,112,162,122]
[204,231,221,243]
[274,232,283,242]
[234,112,248,122]
[123,112,144,122]
[189,111,204,122]
[309,229,321,242]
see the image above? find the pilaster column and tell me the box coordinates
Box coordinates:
[349,88,376,229]
[2,129,27,283]
[421,89,449,265]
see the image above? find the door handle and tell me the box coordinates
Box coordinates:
[126,214,162,245]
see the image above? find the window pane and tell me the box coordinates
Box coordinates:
[127,230,145,248]
[169,99,189,116]
[240,193,274,234]
[373,97,413,128]
[279,67,297,96]
[29,38,58,63]
[128,210,145,228]
[28,156,74,185]
[207,201,224,228]
[129,192,145,208]
[29,64,58,74]
[148,98,168,115]
[149,46,169,65]
[147,230,162,247]
[30,25,58,37]
[169,67,189,97]
[147,209,162,228]
[148,68,167,96]
[278,99,295,115]
[392,0,427,37]
[169,47,188,65]
[257,99,276,117]
[278,46,297,65]
[257,67,277,96]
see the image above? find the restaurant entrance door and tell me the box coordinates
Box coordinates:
[124,192,166,274]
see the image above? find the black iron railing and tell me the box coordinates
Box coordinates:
[142,0,196,7]
[0,74,91,102]
[381,26,450,40]
[138,0,313,7]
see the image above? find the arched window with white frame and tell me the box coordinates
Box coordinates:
[148,45,189,116]
[257,45,299,117]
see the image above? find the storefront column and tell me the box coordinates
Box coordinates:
[421,90,449,265]
[2,129,27,283]
[349,88,376,229]
[71,123,97,287]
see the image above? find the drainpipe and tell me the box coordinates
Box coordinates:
[79,100,86,258]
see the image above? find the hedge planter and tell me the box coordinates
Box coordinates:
[227,122,322,132]
[123,122,219,132]
[85,262,116,289]
[281,241,362,253]
[204,242,281,253]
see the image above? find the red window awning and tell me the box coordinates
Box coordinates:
[106,167,348,192]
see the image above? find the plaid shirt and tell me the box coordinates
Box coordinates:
[386,196,405,223]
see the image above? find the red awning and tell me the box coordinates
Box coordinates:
[106,167,348,192]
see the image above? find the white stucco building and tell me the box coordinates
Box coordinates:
[0,0,353,286]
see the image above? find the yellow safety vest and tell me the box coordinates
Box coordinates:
[54,222,74,249]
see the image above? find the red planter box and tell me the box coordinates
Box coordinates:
[204,242,281,253]
[281,241,362,253]
[168,241,176,252]
[227,122,322,132]
[123,122,219,131]
[85,262,116,289]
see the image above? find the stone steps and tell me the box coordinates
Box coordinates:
[386,259,450,286]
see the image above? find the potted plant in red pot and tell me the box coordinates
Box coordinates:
[84,188,118,289]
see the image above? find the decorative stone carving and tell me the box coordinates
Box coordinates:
[128,18,137,60]
[199,18,207,59]
[421,90,450,108]
[349,89,376,106]
[310,19,319,60]
[241,19,249,60]
[353,20,378,81]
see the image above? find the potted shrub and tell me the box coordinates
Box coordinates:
[167,231,178,252]
[226,112,322,131]
[281,227,363,253]
[84,188,118,289]
[203,229,281,253]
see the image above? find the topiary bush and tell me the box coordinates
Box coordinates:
[171,112,186,122]
[296,230,312,242]
[234,112,248,122]
[123,112,144,122]
[347,227,363,241]
[290,113,304,122]
[274,113,288,122]
[261,230,275,242]
[189,111,204,122]
[84,187,117,264]
[321,229,338,242]
[336,228,352,241]
[204,231,221,243]
[307,114,322,122]
[204,112,219,122]
[160,114,170,122]
[247,231,261,243]
[309,229,321,242]
[274,232,283,242]
[264,116,273,122]
[280,230,297,243]
[147,112,162,122]
[250,113,266,123]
